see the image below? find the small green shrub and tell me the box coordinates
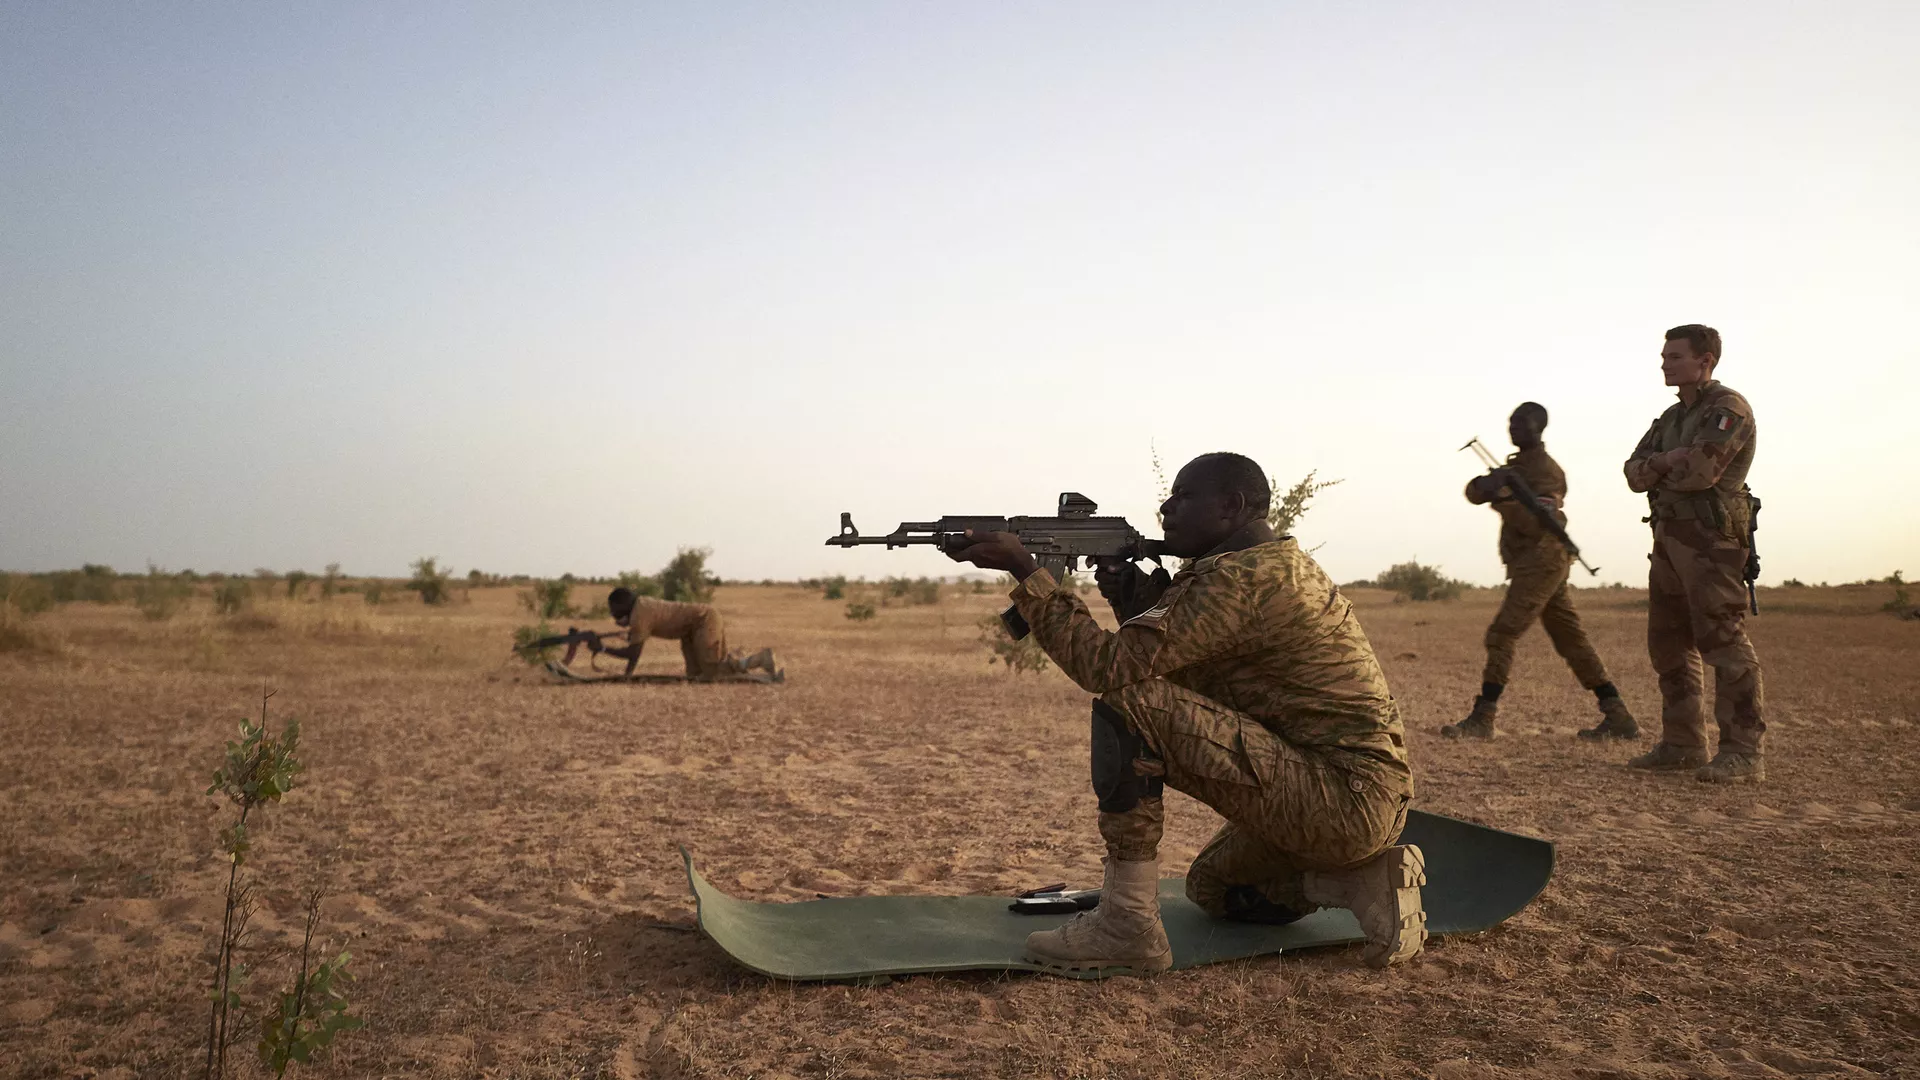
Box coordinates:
[407,558,452,606]
[1374,560,1466,602]
[658,548,717,604]
[512,622,558,666]
[978,613,1050,674]
[46,564,119,604]
[1782,578,1805,588]
[321,563,343,599]
[3,574,56,616]
[1884,571,1910,614]
[617,570,663,599]
[213,578,253,615]
[134,564,192,621]
[285,570,312,599]
[823,575,847,601]
[521,579,576,619]
[844,601,877,621]
[361,582,386,606]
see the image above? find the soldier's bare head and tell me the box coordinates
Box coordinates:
[608,587,636,624]
[1160,452,1272,557]
[1662,324,1721,388]
[1508,402,1547,449]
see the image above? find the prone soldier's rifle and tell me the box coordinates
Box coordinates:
[1461,437,1599,576]
[514,626,619,670]
[825,492,1165,639]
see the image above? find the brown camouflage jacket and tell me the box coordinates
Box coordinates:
[1624,380,1757,536]
[1476,444,1569,566]
[624,597,713,643]
[1009,538,1412,794]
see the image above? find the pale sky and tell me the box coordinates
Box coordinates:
[3,3,1916,587]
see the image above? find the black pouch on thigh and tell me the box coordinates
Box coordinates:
[1091,700,1165,813]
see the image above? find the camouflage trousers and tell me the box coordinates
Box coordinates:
[676,611,731,678]
[1095,679,1409,916]
[1483,547,1611,689]
[1648,520,1766,753]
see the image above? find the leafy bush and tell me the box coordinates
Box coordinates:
[1374,560,1466,602]
[617,570,663,599]
[203,694,360,1076]
[882,576,941,606]
[658,548,717,603]
[1884,571,1911,614]
[521,579,576,619]
[213,578,253,615]
[320,564,343,599]
[407,558,452,606]
[822,575,847,601]
[285,570,312,599]
[1269,470,1343,536]
[46,564,119,604]
[844,601,877,621]
[978,613,1050,674]
[361,582,385,606]
[512,622,558,666]
[3,574,55,617]
[134,564,192,621]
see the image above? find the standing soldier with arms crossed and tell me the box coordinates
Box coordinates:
[1442,402,1638,741]
[1623,324,1765,782]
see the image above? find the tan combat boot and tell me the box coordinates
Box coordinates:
[1627,743,1708,770]
[1696,749,1764,784]
[1024,858,1172,976]
[741,647,778,675]
[1303,844,1428,968]
[1577,697,1640,740]
[1439,697,1496,739]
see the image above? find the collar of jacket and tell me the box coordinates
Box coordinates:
[1183,520,1280,574]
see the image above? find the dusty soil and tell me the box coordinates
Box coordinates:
[2,580,1917,1079]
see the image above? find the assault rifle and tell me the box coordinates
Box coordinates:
[514,626,619,668]
[1744,494,1763,614]
[1462,437,1599,576]
[824,492,1165,639]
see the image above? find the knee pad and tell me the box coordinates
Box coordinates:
[1090,699,1164,813]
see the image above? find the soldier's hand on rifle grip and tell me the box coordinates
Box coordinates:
[586,633,603,654]
[1096,559,1168,622]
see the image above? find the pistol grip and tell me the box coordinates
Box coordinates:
[1000,605,1031,640]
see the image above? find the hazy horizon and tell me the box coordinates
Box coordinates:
[5,3,1916,588]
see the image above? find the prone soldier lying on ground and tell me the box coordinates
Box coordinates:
[944,452,1426,974]
[575,588,779,680]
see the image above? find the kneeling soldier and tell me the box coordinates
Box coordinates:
[597,588,778,679]
[947,453,1424,974]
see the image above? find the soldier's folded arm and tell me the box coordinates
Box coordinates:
[1008,566,1262,693]
[1623,423,1666,493]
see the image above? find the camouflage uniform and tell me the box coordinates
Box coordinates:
[626,597,731,678]
[1479,445,1612,690]
[1010,538,1413,915]
[1624,380,1764,755]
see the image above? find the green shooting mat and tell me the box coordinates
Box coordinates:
[543,662,783,685]
[683,810,1552,980]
